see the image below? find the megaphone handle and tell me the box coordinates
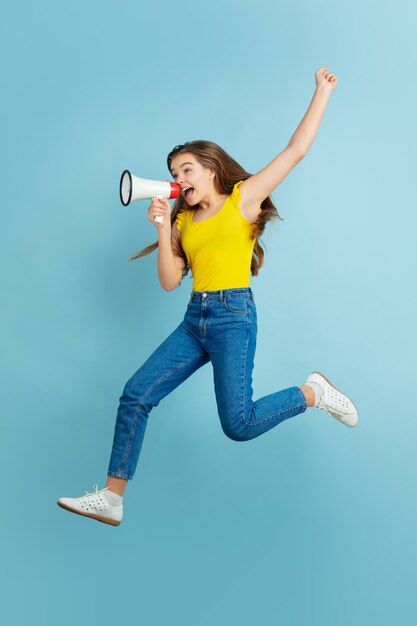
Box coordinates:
[154,195,167,223]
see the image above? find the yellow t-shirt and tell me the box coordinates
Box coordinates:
[175,180,262,292]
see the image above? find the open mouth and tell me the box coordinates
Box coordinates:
[183,187,195,201]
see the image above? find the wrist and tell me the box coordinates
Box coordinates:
[315,82,332,96]
[158,226,172,239]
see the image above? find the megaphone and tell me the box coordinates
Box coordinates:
[120,170,181,224]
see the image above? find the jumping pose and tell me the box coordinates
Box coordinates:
[57,66,359,526]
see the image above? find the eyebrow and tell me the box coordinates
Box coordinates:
[171,161,194,175]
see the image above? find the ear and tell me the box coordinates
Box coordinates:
[202,164,214,179]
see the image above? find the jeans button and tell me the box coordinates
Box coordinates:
[203,293,207,297]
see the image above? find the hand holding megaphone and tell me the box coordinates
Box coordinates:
[146,196,172,232]
[119,170,181,226]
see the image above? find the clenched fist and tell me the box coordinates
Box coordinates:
[147,197,172,234]
[315,65,338,91]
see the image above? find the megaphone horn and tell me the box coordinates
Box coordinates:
[119,170,181,206]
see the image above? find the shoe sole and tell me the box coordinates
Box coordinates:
[57,500,121,526]
[313,371,360,427]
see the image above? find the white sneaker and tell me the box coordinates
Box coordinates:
[306,371,359,428]
[57,484,123,526]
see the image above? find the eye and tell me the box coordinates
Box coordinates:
[172,168,191,180]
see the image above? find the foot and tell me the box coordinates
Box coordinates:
[306,371,359,428]
[57,484,123,526]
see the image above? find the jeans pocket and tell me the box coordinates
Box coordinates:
[247,297,257,321]
[223,296,249,315]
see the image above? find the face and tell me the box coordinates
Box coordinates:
[170,152,214,205]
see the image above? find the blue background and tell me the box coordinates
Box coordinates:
[1,0,416,624]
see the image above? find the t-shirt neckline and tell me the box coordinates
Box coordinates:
[190,194,229,225]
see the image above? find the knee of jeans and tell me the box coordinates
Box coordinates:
[122,376,148,405]
[221,422,250,442]
[122,376,139,399]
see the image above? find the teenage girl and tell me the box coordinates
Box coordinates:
[57,66,359,526]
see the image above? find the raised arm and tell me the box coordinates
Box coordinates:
[239,66,338,214]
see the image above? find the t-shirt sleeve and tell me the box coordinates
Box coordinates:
[231,180,262,216]
[176,209,185,232]
[230,180,244,208]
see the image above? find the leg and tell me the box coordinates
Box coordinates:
[300,385,315,407]
[105,476,127,496]
[106,322,210,482]
[208,298,308,441]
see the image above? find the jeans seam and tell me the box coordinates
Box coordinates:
[294,386,308,412]
[107,471,131,480]
[244,402,307,428]
[118,352,205,474]
[240,318,250,425]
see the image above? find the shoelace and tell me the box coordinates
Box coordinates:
[314,393,349,419]
[313,405,343,419]
[83,484,111,497]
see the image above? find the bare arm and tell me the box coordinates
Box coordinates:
[157,225,185,291]
[288,81,333,154]
[239,66,338,211]
[148,197,185,291]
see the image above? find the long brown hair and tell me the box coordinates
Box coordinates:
[128,140,283,283]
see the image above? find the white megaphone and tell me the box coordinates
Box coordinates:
[119,170,181,224]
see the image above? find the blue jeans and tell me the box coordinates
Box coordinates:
[107,287,307,480]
